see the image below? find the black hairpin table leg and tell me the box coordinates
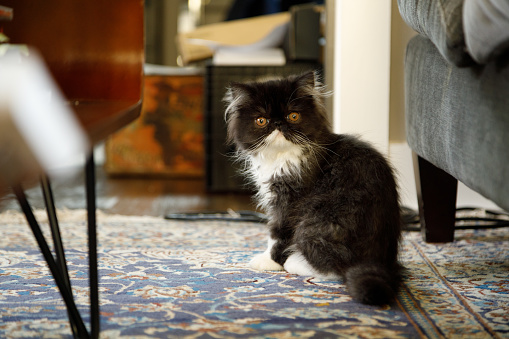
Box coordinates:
[40,176,78,338]
[13,152,100,338]
[41,176,72,287]
[12,185,89,338]
[85,153,99,339]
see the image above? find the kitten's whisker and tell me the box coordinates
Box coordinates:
[308,148,326,175]
[286,132,328,172]
[286,86,301,105]
[288,94,313,104]
[246,135,269,152]
[286,83,317,105]
[291,131,334,169]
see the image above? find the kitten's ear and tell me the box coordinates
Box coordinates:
[295,71,317,89]
[224,82,251,104]
[223,82,251,121]
[295,70,331,100]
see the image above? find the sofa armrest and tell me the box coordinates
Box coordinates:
[463,0,509,64]
[397,0,473,66]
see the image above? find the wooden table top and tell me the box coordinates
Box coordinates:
[0,1,144,193]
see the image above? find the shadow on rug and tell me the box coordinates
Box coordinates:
[0,210,508,338]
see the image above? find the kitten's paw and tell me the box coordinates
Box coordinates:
[284,252,340,280]
[284,252,318,276]
[249,252,284,271]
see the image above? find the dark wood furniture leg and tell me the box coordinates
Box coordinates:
[413,153,458,242]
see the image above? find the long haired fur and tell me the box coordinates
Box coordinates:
[223,71,402,305]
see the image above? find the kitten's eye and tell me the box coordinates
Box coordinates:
[287,112,301,123]
[255,117,269,127]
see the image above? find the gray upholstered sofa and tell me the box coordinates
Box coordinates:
[398,0,509,242]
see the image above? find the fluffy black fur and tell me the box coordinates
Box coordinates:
[224,71,402,305]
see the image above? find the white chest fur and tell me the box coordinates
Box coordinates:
[245,130,307,211]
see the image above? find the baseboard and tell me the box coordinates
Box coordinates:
[388,142,418,210]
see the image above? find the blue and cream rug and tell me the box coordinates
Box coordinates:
[0,209,508,338]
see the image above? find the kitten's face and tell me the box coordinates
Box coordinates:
[224,71,331,153]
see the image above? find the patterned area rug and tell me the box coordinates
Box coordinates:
[0,210,508,338]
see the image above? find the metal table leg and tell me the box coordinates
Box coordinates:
[13,152,100,338]
[13,185,89,338]
[85,153,99,338]
[40,176,79,338]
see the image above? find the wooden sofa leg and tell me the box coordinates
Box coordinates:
[413,153,458,242]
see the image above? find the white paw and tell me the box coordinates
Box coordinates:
[284,252,340,280]
[284,252,318,276]
[249,252,284,271]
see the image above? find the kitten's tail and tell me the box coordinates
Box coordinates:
[344,263,401,305]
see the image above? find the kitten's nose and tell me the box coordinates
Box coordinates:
[275,122,288,132]
[274,120,284,129]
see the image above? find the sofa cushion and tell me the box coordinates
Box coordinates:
[463,0,509,64]
[398,0,473,66]
[405,35,509,212]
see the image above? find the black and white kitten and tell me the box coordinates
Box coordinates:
[224,71,402,305]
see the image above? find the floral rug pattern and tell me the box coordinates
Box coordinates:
[0,210,508,338]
